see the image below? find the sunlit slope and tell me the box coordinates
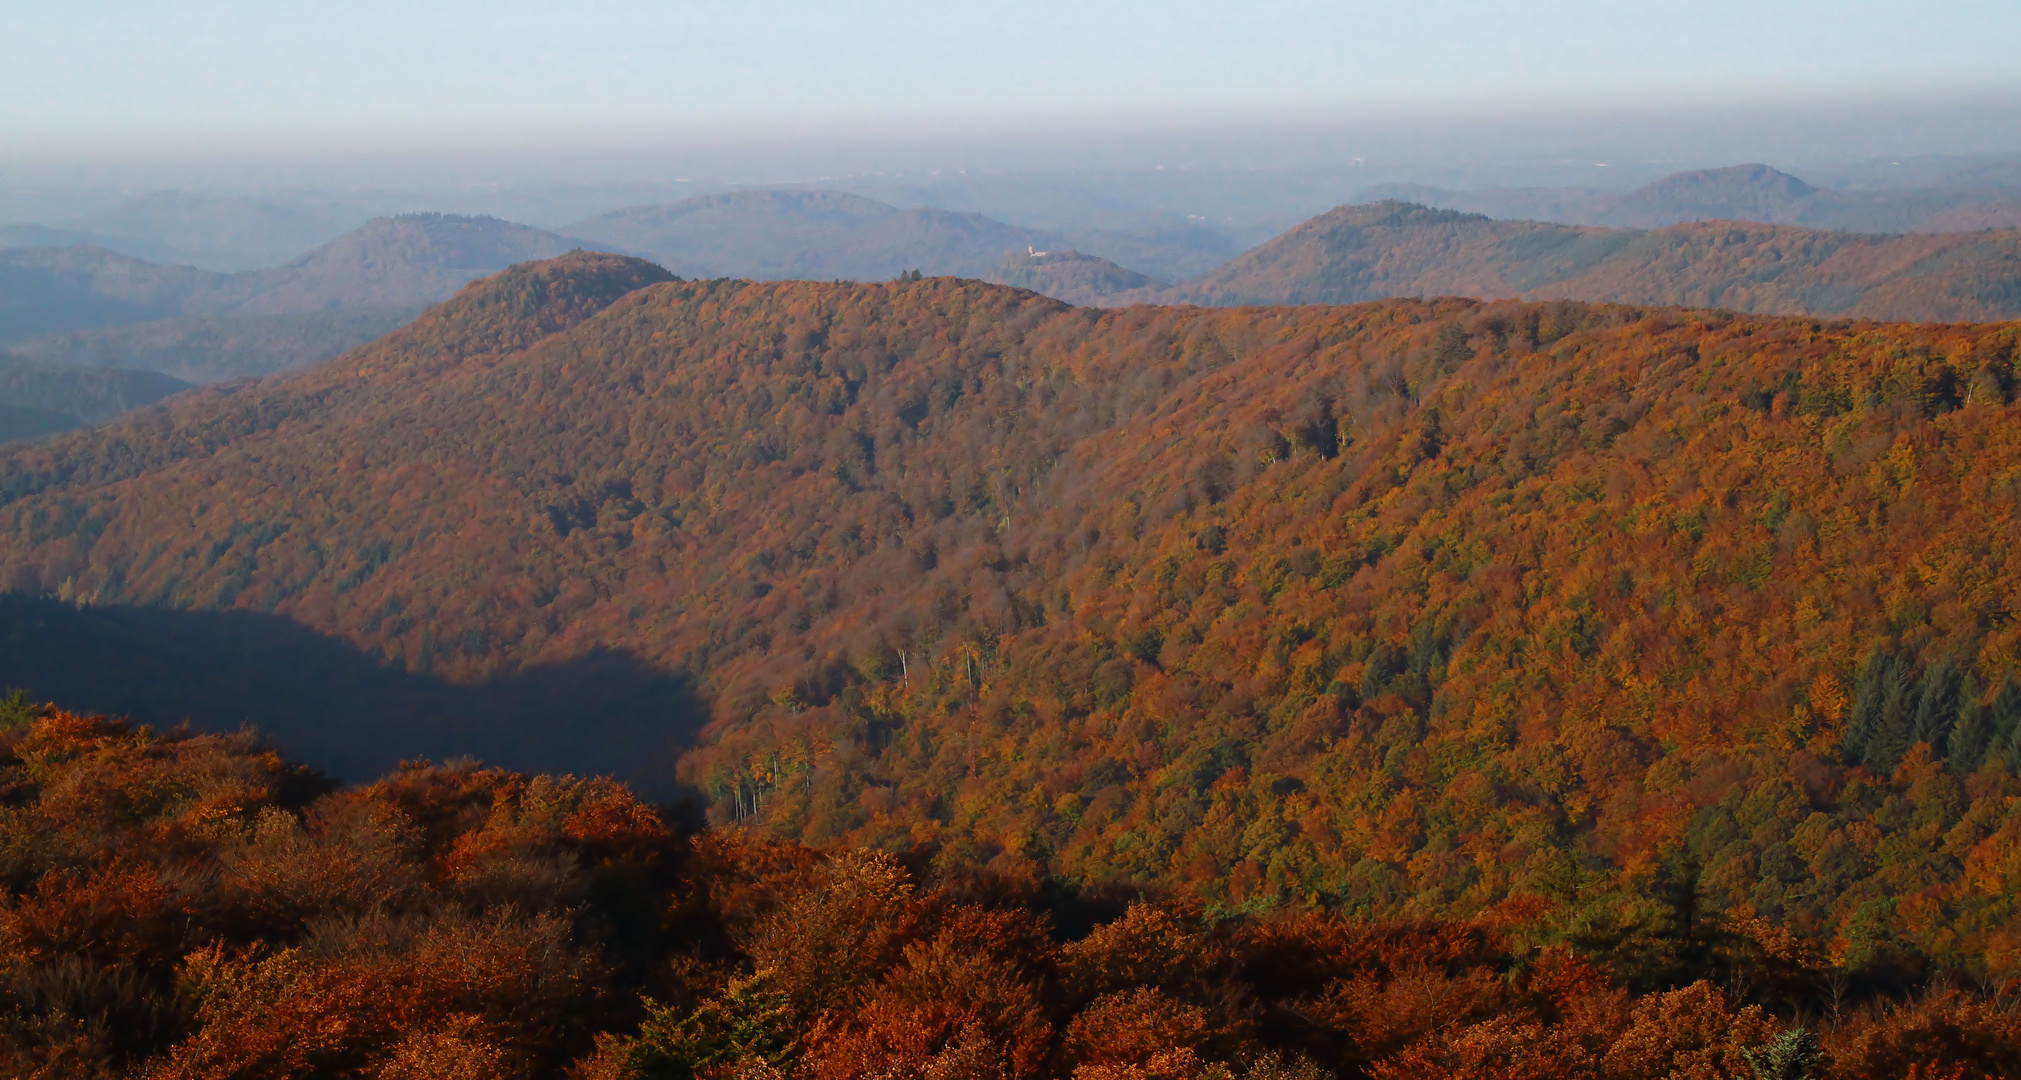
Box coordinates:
[4,253,2021,961]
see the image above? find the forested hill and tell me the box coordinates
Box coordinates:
[1149,201,2021,322]
[4,253,2021,979]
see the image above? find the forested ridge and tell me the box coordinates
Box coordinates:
[3,253,2021,1014]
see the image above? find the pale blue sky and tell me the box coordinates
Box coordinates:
[4,0,2017,159]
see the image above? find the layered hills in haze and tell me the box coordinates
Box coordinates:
[1362,163,2021,233]
[1148,201,2021,321]
[0,191,375,271]
[560,182,2021,323]
[0,355,189,443]
[0,223,197,266]
[565,188,1235,284]
[0,213,599,385]
[4,253,2021,987]
[565,190,1049,280]
[60,191,377,271]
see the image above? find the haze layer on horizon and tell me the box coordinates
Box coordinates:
[9,1,2019,165]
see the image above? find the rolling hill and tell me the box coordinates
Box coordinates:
[0,213,602,381]
[2,253,2020,983]
[1361,163,2021,233]
[1154,201,2021,321]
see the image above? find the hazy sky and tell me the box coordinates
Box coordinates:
[6,0,2018,162]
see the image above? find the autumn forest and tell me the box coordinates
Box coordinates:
[2,251,2020,1077]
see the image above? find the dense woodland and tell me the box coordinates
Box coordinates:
[0,700,2016,1079]
[1,254,2021,1074]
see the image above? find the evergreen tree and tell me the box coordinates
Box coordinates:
[1745,1028,1823,1080]
[1947,672,1992,773]
[1846,647,1915,772]
[1911,655,1963,760]
[1990,673,2021,769]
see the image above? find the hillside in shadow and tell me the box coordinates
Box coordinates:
[0,592,705,793]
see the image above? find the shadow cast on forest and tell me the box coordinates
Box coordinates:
[0,592,708,796]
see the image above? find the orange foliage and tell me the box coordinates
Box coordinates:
[0,702,2016,1077]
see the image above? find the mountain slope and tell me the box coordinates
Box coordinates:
[1161,201,2021,321]
[3,254,2021,969]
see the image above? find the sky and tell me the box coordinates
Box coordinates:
[5,0,2019,165]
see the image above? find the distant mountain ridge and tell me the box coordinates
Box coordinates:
[565,189,1057,281]
[1,213,605,382]
[1360,163,2021,233]
[1128,200,2021,321]
[38,191,374,272]
[0,223,200,267]
[563,188,1240,286]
